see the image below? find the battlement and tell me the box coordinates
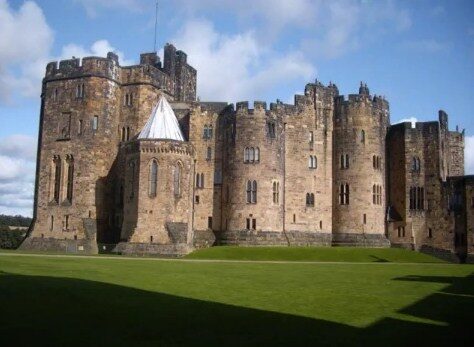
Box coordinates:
[44,44,196,102]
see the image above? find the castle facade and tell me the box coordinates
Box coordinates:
[21,44,473,261]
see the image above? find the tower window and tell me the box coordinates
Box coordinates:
[340,154,349,169]
[76,83,84,98]
[360,130,365,143]
[149,160,158,197]
[339,184,350,205]
[196,173,205,188]
[308,155,317,169]
[66,155,74,202]
[412,157,421,173]
[52,156,61,203]
[272,181,280,204]
[267,122,276,138]
[92,116,98,131]
[203,125,213,140]
[246,180,257,204]
[306,193,315,207]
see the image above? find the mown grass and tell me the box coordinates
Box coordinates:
[0,252,472,346]
[185,246,445,263]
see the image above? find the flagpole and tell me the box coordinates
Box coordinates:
[153,0,158,52]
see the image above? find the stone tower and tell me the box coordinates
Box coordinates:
[332,83,390,246]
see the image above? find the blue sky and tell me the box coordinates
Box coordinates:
[0,0,473,216]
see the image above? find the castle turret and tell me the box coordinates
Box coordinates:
[332,83,390,246]
[119,96,194,255]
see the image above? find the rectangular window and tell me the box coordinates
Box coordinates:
[78,120,83,135]
[309,131,314,143]
[92,116,98,131]
[64,215,69,230]
[246,218,251,230]
[195,195,200,204]
[208,217,213,229]
[252,218,256,230]
[363,214,367,224]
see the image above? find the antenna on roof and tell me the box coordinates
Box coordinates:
[153,0,158,52]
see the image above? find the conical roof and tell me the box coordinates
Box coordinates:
[138,96,185,141]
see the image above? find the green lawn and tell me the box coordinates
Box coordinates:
[0,251,472,346]
[185,246,446,263]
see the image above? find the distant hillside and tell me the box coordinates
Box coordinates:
[0,214,32,228]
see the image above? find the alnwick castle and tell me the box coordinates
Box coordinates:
[21,43,473,262]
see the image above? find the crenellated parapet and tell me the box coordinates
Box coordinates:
[44,44,196,102]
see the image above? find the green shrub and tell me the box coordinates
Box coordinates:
[0,228,26,249]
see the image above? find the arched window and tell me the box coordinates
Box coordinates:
[174,163,181,197]
[249,147,255,162]
[244,148,249,163]
[53,156,61,203]
[66,155,74,202]
[246,180,252,203]
[255,147,260,162]
[345,184,350,204]
[149,160,158,197]
[361,130,365,143]
[252,180,257,203]
[412,157,421,172]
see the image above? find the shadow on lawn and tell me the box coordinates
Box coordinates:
[0,272,472,346]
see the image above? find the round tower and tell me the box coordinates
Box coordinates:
[332,83,390,246]
[220,101,285,245]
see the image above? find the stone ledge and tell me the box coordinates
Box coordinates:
[19,237,98,254]
[217,230,332,247]
[332,233,390,248]
[113,242,192,257]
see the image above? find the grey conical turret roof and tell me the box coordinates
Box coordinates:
[138,96,184,141]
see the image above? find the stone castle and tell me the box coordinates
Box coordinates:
[21,44,473,262]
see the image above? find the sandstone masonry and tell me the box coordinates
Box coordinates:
[21,44,471,262]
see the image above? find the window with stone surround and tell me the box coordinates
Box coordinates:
[340,154,349,169]
[306,193,315,206]
[267,122,276,139]
[272,181,279,204]
[339,184,350,205]
[409,186,424,210]
[206,147,212,161]
[203,125,213,140]
[372,184,382,205]
[148,160,157,198]
[244,147,260,163]
[309,155,317,169]
[52,155,61,203]
[174,163,181,197]
[360,130,365,143]
[65,155,74,202]
[246,180,257,204]
[92,116,98,131]
[196,173,205,188]
[76,83,84,99]
[412,157,421,173]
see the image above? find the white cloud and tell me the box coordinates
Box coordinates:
[172,19,315,102]
[394,117,418,128]
[0,1,134,104]
[0,134,36,217]
[176,0,411,59]
[464,136,474,175]
[0,0,53,101]
[59,40,135,66]
[74,0,147,17]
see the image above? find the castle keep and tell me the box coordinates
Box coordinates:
[22,44,472,261]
